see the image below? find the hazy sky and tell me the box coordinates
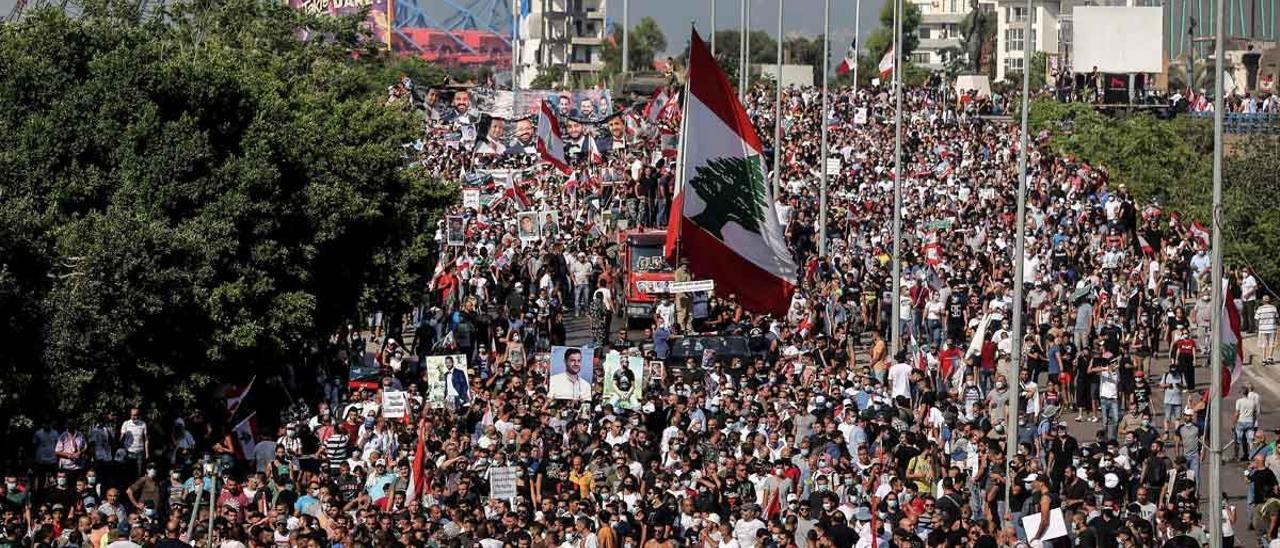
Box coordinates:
[0,0,885,66]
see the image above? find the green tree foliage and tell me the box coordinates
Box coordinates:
[1026,99,1279,289]
[603,16,668,77]
[853,0,921,86]
[530,65,567,89]
[0,0,454,431]
[683,29,779,88]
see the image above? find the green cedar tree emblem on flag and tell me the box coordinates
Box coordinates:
[688,154,768,236]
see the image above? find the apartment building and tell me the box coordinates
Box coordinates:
[515,0,609,89]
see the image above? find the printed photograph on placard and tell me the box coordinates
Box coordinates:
[445,216,465,246]
[602,351,644,410]
[423,354,469,408]
[538,210,560,239]
[646,360,665,384]
[516,211,540,241]
[548,346,594,401]
[462,188,481,210]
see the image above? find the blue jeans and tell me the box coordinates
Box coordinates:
[573,284,589,315]
[1185,451,1201,489]
[1236,420,1256,459]
[1100,397,1120,440]
[926,319,943,349]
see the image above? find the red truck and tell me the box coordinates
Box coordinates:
[616,229,674,326]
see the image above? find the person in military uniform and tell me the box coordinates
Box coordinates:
[673,259,693,333]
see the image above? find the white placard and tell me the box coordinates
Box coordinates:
[668,280,715,293]
[381,390,407,419]
[853,108,868,125]
[489,466,519,500]
[825,158,842,176]
[1020,508,1068,541]
[462,188,481,210]
[1071,7,1163,73]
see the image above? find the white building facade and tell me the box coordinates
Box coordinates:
[515,0,609,89]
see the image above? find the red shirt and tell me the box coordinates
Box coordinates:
[1174,338,1196,356]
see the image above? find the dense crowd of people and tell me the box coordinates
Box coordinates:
[2,70,1278,548]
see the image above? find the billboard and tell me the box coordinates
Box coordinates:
[1072,7,1163,74]
[287,0,516,67]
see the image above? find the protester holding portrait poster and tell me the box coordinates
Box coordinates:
[548,346,593,401]
[602,350,644,410]
[423,355,468,408]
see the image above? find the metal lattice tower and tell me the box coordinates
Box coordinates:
[392,0,513,55]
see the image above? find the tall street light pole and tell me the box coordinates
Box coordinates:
[1006,0,1032,529]
[772,0,784,201]
[890,0,903,356]
[622,0,630,74]
[1207,0,1227,540]
[819,0,830,256]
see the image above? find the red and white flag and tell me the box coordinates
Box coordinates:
[1137,233,1154,256]
[878,46,895,79]
[535,101,570,174]
[502,171,531,208]
[836,40,857,75]
[1189,220,1210,247]
[664,30,797,316]
[587,134,604,164]
[232,412,258,461]
[645,88,670,124]
[1219,281,1245,396]
[406,426,428,502]
[224,376,255,416]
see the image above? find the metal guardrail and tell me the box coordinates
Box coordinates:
[1185,112,1280,134]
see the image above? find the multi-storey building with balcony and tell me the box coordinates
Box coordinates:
[515,0,608,88]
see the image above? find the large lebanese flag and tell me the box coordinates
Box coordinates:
[664,30,797,316]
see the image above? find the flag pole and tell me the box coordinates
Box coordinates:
[772,0,784,201]
[739,0,746,99]
[744,0,751,94]
[1207,0,1227,536]
[511,0,518,90]
[1005,0,1031,527]
[890,0,903,357]
[675,24,696,259]
[819,0,830,256]
[622,0,630,74]
[853,0,861,87]
[711,0,717,57]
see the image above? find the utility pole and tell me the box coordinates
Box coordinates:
[854,0,862,87]
[1005,0,1032,529]
[772,0,784,201]
[711,0,717,57]
[890,0,903,357]
[739,0,747,99]
[1207,0,1226,540]
[819,0,830,255]
[623,0,630,74]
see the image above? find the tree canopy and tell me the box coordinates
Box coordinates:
[602,16,668,77]
[1027,99,1280,290]
[0,0,453,432]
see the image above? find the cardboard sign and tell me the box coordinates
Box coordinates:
[381,390,408,419]
[462,188,481,210]
[853,107,868,125]
[489,466,519,500]
[825,158,842,176]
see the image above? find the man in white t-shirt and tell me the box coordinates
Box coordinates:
[888,353,913,399]
[1235,384,1262,461]
[119,407,148,475]
[732,504,767,548]
[1257,295,1277,365]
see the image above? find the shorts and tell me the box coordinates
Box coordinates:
[1262,330,1276,345]
[1164,403,1183,420]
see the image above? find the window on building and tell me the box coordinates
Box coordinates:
[911,52,931,64]
[1007,6,1037,23]
[1006,57,1024,73]
[920,27,931,39]
[1006,28,1023,51]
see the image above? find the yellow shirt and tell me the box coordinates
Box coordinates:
[569,469,595,498]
